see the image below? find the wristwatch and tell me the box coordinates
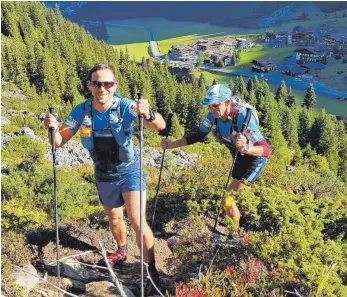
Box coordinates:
[145,109,156,122]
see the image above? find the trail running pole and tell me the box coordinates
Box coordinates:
[151,113,173,228]
[137,93,145,297]
[213,108,252,233]
[48,108,61,286]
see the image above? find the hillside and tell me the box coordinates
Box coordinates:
[2,2,347,297]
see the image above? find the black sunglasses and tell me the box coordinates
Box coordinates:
[91,81,116,88]
[209,103,221,108]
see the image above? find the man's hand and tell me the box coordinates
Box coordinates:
[236,132,248,154]
[161,138,173,150]
[136,99,150,118]
[44,113,59,131]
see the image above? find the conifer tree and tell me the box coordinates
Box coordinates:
[298,108,313,148]
[286,86,296,108]
[303,84,316,109]
[335,121,347,181]
[246,78,254,93]
[228,78,234,92]
[171,113,185,139]
[280,106,299,149]
[275,80,288,103]
[309,110,339,173]
[247,90,257,107]
[198,73,205,89]
[233,75,246,97]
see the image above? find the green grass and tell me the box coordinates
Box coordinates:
[113,42,151,62]
[105,18,262,45]
[192,69,231,86]
[230,44,296,71]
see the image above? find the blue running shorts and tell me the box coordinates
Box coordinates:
[95,159,146,209]
[232,156,267,184]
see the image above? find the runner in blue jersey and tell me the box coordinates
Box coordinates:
[161,84,270,233]
[44,63,165,296]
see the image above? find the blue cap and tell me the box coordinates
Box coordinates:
[202,84,232,105]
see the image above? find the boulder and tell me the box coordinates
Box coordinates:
[20,127,35,138]
[1,116,10,125]
[12,263,40,296]
[81,281,135,297]
[46,259,105,283]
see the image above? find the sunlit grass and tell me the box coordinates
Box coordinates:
[230,44,296,71]
[113,42,151,62]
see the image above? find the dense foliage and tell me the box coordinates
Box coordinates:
[1,2,347,296]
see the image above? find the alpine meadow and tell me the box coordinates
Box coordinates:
[1,2,347,297]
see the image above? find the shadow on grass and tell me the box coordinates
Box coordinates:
[147,192,190,237]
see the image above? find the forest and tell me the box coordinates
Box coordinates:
[1,2,347,296]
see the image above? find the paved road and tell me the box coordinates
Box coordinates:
[200,65,347,99]
[104,22,161,57]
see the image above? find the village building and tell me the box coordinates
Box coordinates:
[300,62,326,75]
[170,44,197,63]
[235,37,254,49]
[325,33,347,52]
[211,53,234,66]
[294,47,331,64]
[269,39,286,48]
[292,30,314,45]
[192,38,234,53]
[251,57,277,72]
[287,33,293,45]
[282,64,306,77]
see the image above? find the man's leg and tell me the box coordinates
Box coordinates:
[225,179,247,222]
[122,191,155,262]
[123,191,159,296]
[103,205,127,247]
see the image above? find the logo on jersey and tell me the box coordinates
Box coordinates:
[130,103,137,116]
[65,116,79,129]
[245,128,259,144]
[109,112,119,123]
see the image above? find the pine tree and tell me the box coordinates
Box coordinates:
[247,90,257,107]
[228,78,234,91]
[246,78,254,93]
[233,75,246,97]
[309,110,339,173]
[171,113,185,139]
[198,73,205,89]
[303,84,316,109]
[286,87,296,108]
[298,108,313,148]
[275,80,288,103]
[335,121,347,181]
[280,106,299,149]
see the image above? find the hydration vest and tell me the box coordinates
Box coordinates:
[80,95,132,151]
[212,96,259,149]
[79,95,136,178]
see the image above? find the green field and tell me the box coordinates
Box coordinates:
[113,42,151,61]
[106,18,261,45]
[231,44,297,71]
